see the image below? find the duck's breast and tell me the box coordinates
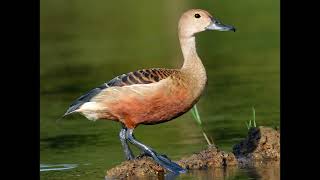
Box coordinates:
[92,77,192,127]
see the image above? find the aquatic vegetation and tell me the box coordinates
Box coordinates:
[191,104,213,145]
[245,107,256,130]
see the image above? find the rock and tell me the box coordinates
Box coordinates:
[177,145,237,170]
[232,126,280,167]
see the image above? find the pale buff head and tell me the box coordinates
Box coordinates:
[178,9,235,38]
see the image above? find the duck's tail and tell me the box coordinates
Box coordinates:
[62,105,79,117]
[55,107,78,123]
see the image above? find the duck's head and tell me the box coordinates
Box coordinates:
[178,9,235,37]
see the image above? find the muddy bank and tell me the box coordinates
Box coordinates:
[106,146,238,179]
[233,126,280,167]
[177,146,238,169]
[106,155,165,179]
[105,126,280,179]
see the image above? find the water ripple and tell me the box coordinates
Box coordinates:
[40,164,78,172]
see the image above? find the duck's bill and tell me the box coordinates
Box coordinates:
[205,18,236,32]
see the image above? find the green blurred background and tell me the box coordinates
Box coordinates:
[40,0,279,179]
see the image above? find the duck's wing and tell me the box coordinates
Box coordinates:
[106,68,175,86]
[64,68,177,116]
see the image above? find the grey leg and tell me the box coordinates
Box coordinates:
[126,128,186,174]
[119,128,134,160]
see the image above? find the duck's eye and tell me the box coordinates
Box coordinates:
[194,14,201,18]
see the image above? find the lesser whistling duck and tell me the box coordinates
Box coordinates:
[64,9,235,174]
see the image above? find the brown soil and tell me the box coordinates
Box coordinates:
[232,126,280,167]
[177,145,238,169]
[105,155,165,179]
[105,126,280,179]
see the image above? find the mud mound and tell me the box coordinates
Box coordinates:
[177,145,237,170]
[106,155,165,179]
[106,126,280,179]
[233,126,280,166]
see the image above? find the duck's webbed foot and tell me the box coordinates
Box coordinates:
[119,128,134,160]
[126,128,186,174]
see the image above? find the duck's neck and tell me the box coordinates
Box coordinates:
[179,35,207,81]
[180,36,201,69]
[179,35,207,97]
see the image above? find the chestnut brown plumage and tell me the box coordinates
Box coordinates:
[64,9,235,174]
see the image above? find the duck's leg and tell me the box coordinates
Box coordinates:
[119,127,134,160]
[126,128,186,174]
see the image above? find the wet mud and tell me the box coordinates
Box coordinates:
[106,126,280,179]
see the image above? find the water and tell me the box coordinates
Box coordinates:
[40,164,78,172]
[40,0,279,179]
